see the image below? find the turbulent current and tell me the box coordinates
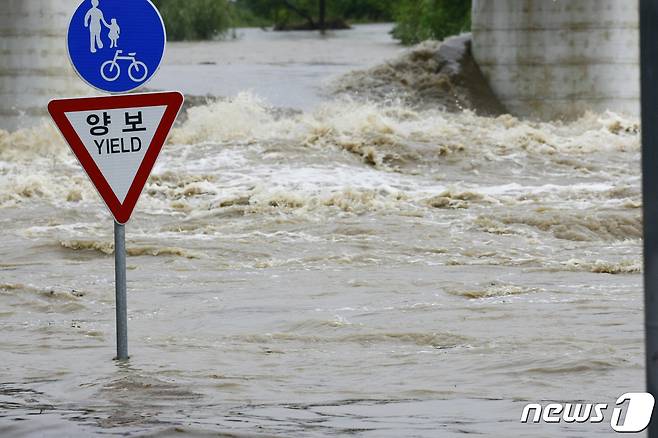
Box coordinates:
[0,25,644,437]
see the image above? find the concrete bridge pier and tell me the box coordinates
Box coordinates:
[471,0,640,120]
[0,0,90,131]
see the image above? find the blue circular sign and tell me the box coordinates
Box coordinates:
[67,0,166,93]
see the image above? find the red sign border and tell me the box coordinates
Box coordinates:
[48,91,184,224]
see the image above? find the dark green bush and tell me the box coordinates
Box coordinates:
[336,0,395,22]
[153,0,231,41]
[236,0,394,30]
[152,0,470,43]
[392,0,471,45]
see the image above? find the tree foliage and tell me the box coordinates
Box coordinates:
[151,0,471,43]
[239,0,470,41]
[152,0,231,40]
[237,0,394,30]
[337,0,395,22]
[392,0,471,45]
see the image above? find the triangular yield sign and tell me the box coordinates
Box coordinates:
[48,92,183,223]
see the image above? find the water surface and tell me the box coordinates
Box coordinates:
[0,24,644,437]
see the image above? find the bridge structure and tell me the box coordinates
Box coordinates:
[0,0,642,130]
[0,0,89,131]
[471,0,639,120]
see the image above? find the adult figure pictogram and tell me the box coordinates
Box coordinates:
[84,0,108,53]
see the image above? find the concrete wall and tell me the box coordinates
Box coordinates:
[471,0,639,120]
[0,0,91,131]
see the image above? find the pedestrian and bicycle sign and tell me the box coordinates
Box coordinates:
[48,92,183,223]
[50,0,180,360]
[67,0,166,93]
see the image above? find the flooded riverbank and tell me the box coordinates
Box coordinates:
[0,24,644,437]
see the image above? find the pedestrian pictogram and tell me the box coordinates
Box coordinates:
[67,0,166,93]
[48,92,183,223]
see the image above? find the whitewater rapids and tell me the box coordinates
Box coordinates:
[0,24,643,437]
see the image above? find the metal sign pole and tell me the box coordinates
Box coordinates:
[114,221,128,360]
[641,0,658,435]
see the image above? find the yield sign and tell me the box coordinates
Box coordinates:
[48,92,183,223]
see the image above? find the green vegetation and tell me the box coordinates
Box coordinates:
[392,0,472,45]
[237,0,395,31]
[152,0,471,44]
[152,0,232,40]
[230,1,272,28]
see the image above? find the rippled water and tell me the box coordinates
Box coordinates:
[0,25,645,437]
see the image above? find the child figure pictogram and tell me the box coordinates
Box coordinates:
[108,18,120,48]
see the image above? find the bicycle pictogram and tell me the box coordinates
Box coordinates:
[100,50,149,82]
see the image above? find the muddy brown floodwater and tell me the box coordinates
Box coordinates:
[0,24,645,437]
